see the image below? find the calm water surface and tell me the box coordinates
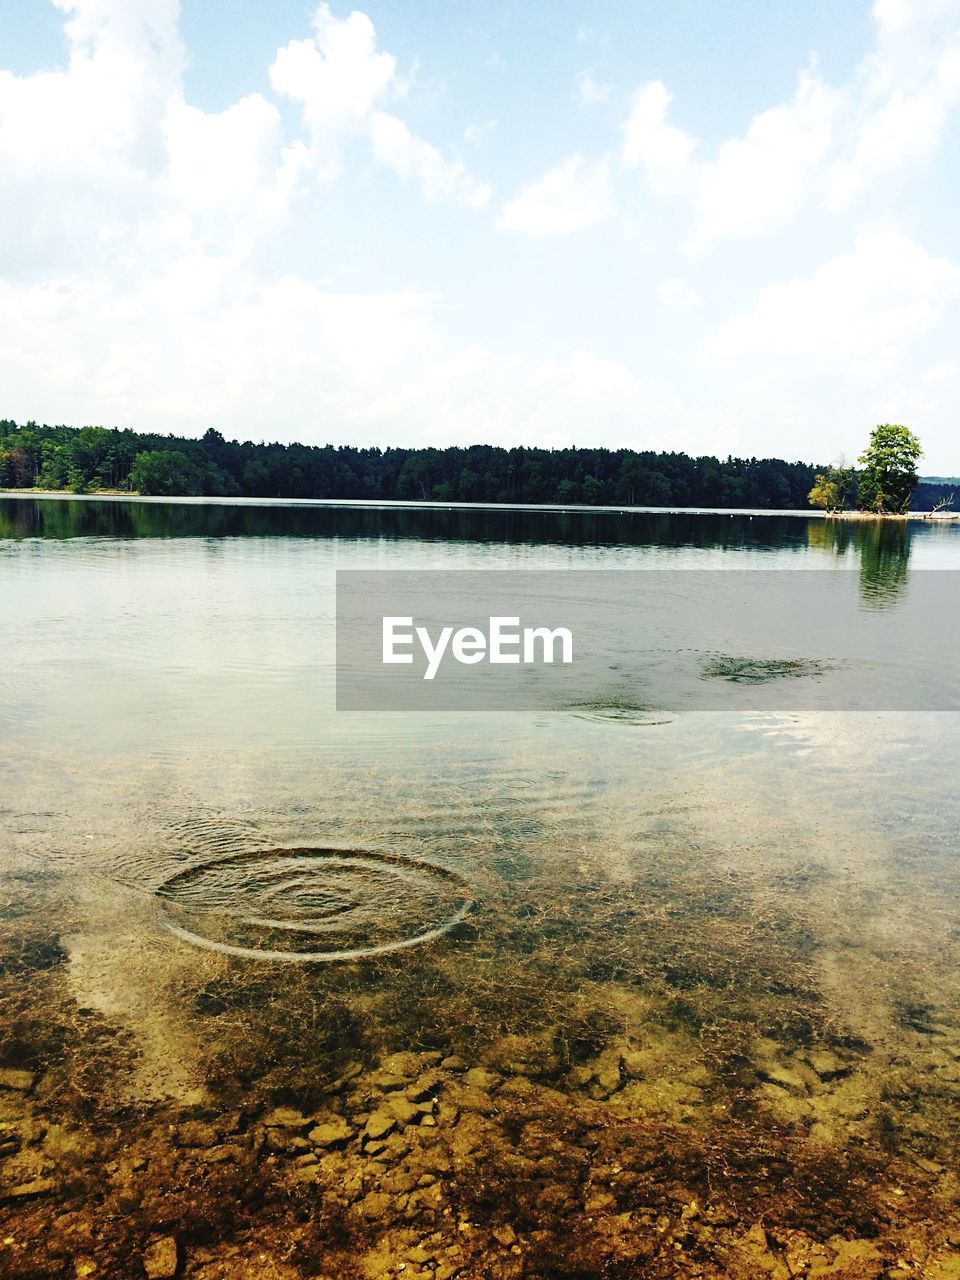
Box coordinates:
[2,496,960,1279]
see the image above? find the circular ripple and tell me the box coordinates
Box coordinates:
[155,847,474,963]
[569,705,673,726]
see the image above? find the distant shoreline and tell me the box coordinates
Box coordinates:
[2,488,958,521]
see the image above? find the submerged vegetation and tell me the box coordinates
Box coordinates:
[700,656,828,684]
[5,827,960,1279]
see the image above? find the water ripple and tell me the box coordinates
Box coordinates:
[155,846,474,963]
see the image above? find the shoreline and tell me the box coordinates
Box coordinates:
[820,509,960,522]
[2,488,958,521]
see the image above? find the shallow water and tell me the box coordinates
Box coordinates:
[2,497,960,1279]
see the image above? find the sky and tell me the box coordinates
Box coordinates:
[1,0,959,468]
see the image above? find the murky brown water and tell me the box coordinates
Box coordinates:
[2,497,960,1279]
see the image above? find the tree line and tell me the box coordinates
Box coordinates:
[0,417,952,510]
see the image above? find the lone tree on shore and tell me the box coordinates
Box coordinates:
[856,424,922,514]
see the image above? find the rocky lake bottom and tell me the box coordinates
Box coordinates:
[4,769,960,1280]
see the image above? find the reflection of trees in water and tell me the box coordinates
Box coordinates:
[0,499,821,552]
[807,518,911,605]
[0,502,914,608]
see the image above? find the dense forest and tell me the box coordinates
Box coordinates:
[0,417,953,510]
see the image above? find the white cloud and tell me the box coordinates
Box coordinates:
[497,154,615,236]
[0,0,486,280]
[162,95,312,244]
[620,81,696,194]
[532,350,636,398]
[0,261,445,429]
[659,278,702,312]
[269,4,487,205]
[826,0,960,209]
[614,0,960,252]
[688,68,840,253]
[269,7,395,135]
[0,0,191,282]
[0,0,501,447]
[922,360,960,383]
[463,118,497,145]
[578,71,610,106]
[368,112,489,207]
[705,232,960,364]
[0,261,685,451]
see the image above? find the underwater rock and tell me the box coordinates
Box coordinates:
[726,1222,790,1279]
[384,1095,420,1126]
[463,1067,500,1091]
[449,1112,496,1160]
[803,1050,852,1082]
[264,1127,309,1154]
[175,1121,219,1148]
[357,1189,395,1220]
[0,1121,23,1155]
[329,1061,365,1091]
[379,1052,442,1080]
[405,1070,444,1103]
[754,1062,810,1095]
[198,1144,243,1164]
[450,1085,495,1116]
[307,1118,353,1147]
[43,1124,97,1164]
[486,1033,562,1077]
[364,1109,397,1141]
[0,1069,35,1092]
[807,1236,884,1277]
[1,1175,54,1200]
[142,1235,178,1279]
[593,1044,624,1095]
[927,1258,960,1280]
[261,1107,309,1130]
[370,1072,409,1092]
[436,1100,460,1125]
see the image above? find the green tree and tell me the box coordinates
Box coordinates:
[129,449,201,496]
[37,440,74,490]
[857,424,922,514]
[808,462,855,513]
[808,473,839,511]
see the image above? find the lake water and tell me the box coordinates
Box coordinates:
[2,495,960,1279]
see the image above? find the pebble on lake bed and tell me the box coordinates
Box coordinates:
[0,1070,35,1093]
[142,1235,178,1279]
[307,1118,353,1147]
[365,1109,398,1141]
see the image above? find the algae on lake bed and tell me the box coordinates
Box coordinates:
[700,656,830,684]
[5,788,960,1280]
